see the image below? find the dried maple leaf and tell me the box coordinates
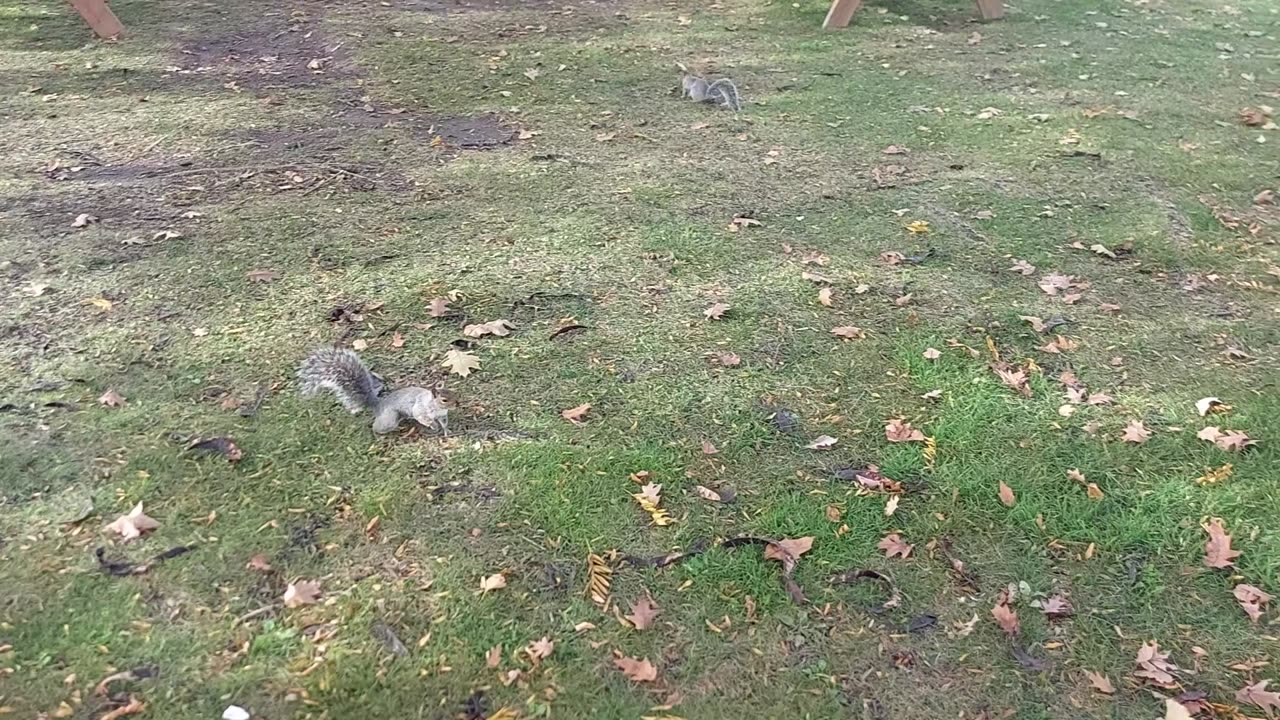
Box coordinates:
[1036,594,1073,618]
[1009,259,1036,275]
[463,319,515,338]
[993,365,1031,397]
[1202,518,1242,568]
[806,434,838,450]
[561,403,591,424]
[625,596,661,630]
[441,349,480,377]
[283,579,322,608]
[1020,315,1049,333]
[1213,430,1255,452]
[991,598,1020,636]
[998,481,1016,507]
[817,287,834,307]
[103,502,160,540]
[1121,420,1152,444]
[831,325,866,339]
[884,495,899,517]
[877,533,913,559]
[614,656,658,682]
[480,573,507,592]
[703,303,730,320]
[922,347,941,360]
[98,389,126,407]
[884,418,925,443]
[764,537,814,563]
[1233,584,1272,623]
[526,636,554,662]
[1133,641,1179,687]
[1237,680,1280,715]
[1085,670,1115,695]
[1195,397,1226,416]
[427,297,452,317]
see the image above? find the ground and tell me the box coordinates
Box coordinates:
[1,0,1278,717]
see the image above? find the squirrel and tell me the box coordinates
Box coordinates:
[298,348,454,434]
[681,75,742,111]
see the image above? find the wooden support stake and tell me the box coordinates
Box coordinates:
[66,0,124,38]
[822,0,863,29]
[974,0,1004,20]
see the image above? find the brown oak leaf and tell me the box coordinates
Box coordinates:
[561,403,591,424]
[1202,518,1242,568]
[1233,584,1272,623]
[1121,419,1152,444]
[877,533,913,559]
[614,655,658,682]
[625,596,661,631]
[884,418,925,443]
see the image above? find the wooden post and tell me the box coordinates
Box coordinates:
[973,0,1004,20]
[822,0,863,29]
[66,0,124,38]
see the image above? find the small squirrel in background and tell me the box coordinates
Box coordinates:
[681,75,742,111]
[298,348,454,434]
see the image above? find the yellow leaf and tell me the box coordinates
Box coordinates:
[85,297,113,311]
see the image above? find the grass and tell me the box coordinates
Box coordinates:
[1,0,1278,717]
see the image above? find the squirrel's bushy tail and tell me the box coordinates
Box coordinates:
[707,79,741,111]
[298,348,381,414]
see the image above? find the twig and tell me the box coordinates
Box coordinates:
[233,604,278,626]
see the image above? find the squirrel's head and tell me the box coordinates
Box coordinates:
[433,387,458,409]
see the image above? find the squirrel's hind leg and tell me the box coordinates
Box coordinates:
[371,407,402,434]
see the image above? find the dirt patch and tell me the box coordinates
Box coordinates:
[337,104,515,150]
[172,24,355,92]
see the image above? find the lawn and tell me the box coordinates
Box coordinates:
[1,0,1278,717]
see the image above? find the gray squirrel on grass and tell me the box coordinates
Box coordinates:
[298,348,454,434]
[681,74,742,111]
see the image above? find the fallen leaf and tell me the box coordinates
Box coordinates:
[1020,315,1049,333]
[714,351,741,366]
[1202,518,1242,568]
[806,434,838,450]
[1133,641,1179,687]
[817,287,834,307]
[98,389,126,407]
[517,128,539,140]
[463,319,516,338]
[998,481,1016,507]
[1085,671,1115,695]
[633,483,674,526]
[86,297,113,312]
[561,403,591,424]
[1197,426,1223,443]
[1036,594,1073,618]
[353,338,368,350]
[1240,108,1267,127]
[72,213,98,227]
[1086,392,1113,406]
[993,365,1031,396]
[103,502,160,540]
[801,270,832,283]
[893,293,913,307]
[905,220,930,234]
[526,636,553,661]
[825,504,842,522]
[991,597,1020,636]
[880,251,906,265]
[1233,584,1272,623]
[1009,259,1036,275]
[703,303,730,320]
[247,269,277,283]
[390,332,405,348]
[884,495,900,517]
[1038,272,1079,296]
[700,439,719,455]
[486,644,503,668]
[283,579,322,608]
[884,418,925,443]
[1195,397,1227,416]
[427,297,452,317]
[877,533,913,559]
[1213,430,1255,452]
[1086,483,1104,500]
[922,347,941,360]
[882,144,909,155]
[523,67,540,81]
[625,596,661,630]
[586,553,611,607]
[480,573,507,592]
[763,537,814,563]
[441,349,480,377]
[695,485,725,503]
[186,436,243,463]
[614,656,658,682]
[1038,336,1078,354]
[831,325,866,339]
[1164,699,1194,720]
[1193,463,1233,486]
[1121,419,1152,444]
[1236,680,1280,715]
[1089,243,1117,259]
